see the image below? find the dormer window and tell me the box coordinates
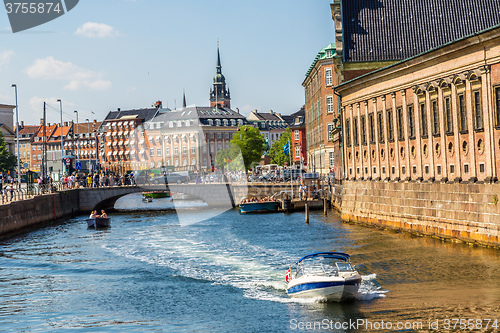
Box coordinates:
[208,119,213,126]
[216,119,221,126]
[326,50,333,57]
[169,121,174,128]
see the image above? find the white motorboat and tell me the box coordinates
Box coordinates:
[286,252,361,301]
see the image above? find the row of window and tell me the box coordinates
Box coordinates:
[345,87,492,147]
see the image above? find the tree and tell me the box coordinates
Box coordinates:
[0,131,16,173]
[268,128,292,166]
[229,125,266,170]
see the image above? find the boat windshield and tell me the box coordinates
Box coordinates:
[294,257,354,278]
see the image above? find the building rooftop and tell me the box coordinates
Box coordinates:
[305,43,336,77]
[341,0,500,62]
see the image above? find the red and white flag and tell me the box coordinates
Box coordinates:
[285,267,291,282]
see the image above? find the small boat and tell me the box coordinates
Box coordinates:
[286,252,361,302]
[142,191,171,199]
[239,200,280,213]
[86,217,111,228]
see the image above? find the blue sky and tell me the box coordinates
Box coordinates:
[0,0,334,124]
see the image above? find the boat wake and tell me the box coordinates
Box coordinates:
[356,274,389,301]
[101,224,386,304]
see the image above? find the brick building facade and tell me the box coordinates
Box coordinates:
[337,25,500,183]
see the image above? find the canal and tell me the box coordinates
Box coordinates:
[1,197,500,332]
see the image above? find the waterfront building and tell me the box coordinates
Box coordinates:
[302,43,340,177]
[15,122,39,172]
[101,105,163,174]
[68,120,101,173]
[0,104,16,154]
[336,25,500,183]
[289,107,307,167]
[147,106,246,172]
[247,110,288,148]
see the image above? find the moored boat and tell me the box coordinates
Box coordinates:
[86,217,111,228]
[142,191,171,199]
[286,252,361,302]
[239,200,280,213]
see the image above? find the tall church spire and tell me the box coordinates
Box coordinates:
[182,87,187,108]
[210,41,231,108]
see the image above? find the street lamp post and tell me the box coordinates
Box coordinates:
[57,99,64,177]
[74,110,79,166]
[11,84,20,188]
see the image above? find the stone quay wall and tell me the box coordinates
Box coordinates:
[0,190,80,238]
[340,180,500,247]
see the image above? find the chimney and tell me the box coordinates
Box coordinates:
[64,121,68,127]
[20,121,24,128]
[40,118,44,125]
[253,109,257,114]
[117,108,121,111]
[155,100,162,109]
[94,119,97,124]
[236,108,239,114]
[48,123,51,126]
[270,109,274,114]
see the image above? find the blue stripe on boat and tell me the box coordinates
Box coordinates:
[287,281,344,294]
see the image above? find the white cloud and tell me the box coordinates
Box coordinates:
[29,97,76,113]
[74,22,119,38]
[0,50,14,68]
[25,56,111,91]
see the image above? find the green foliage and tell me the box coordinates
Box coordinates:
[268,128,292,166]
[220,125,265,170]
[0,131,16,173]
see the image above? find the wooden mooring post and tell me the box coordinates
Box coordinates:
[305,203,309,224]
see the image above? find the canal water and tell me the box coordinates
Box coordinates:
[1,198,500,332]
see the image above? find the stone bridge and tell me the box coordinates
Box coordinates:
[79,183,295,212]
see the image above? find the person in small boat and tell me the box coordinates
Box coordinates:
[100,210,107,218]
[89,210,98,218]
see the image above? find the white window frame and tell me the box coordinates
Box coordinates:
[327,123,334,141]
[326,95,334,113]
[325,68,332,86]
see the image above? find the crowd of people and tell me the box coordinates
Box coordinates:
[59,172,136,189]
